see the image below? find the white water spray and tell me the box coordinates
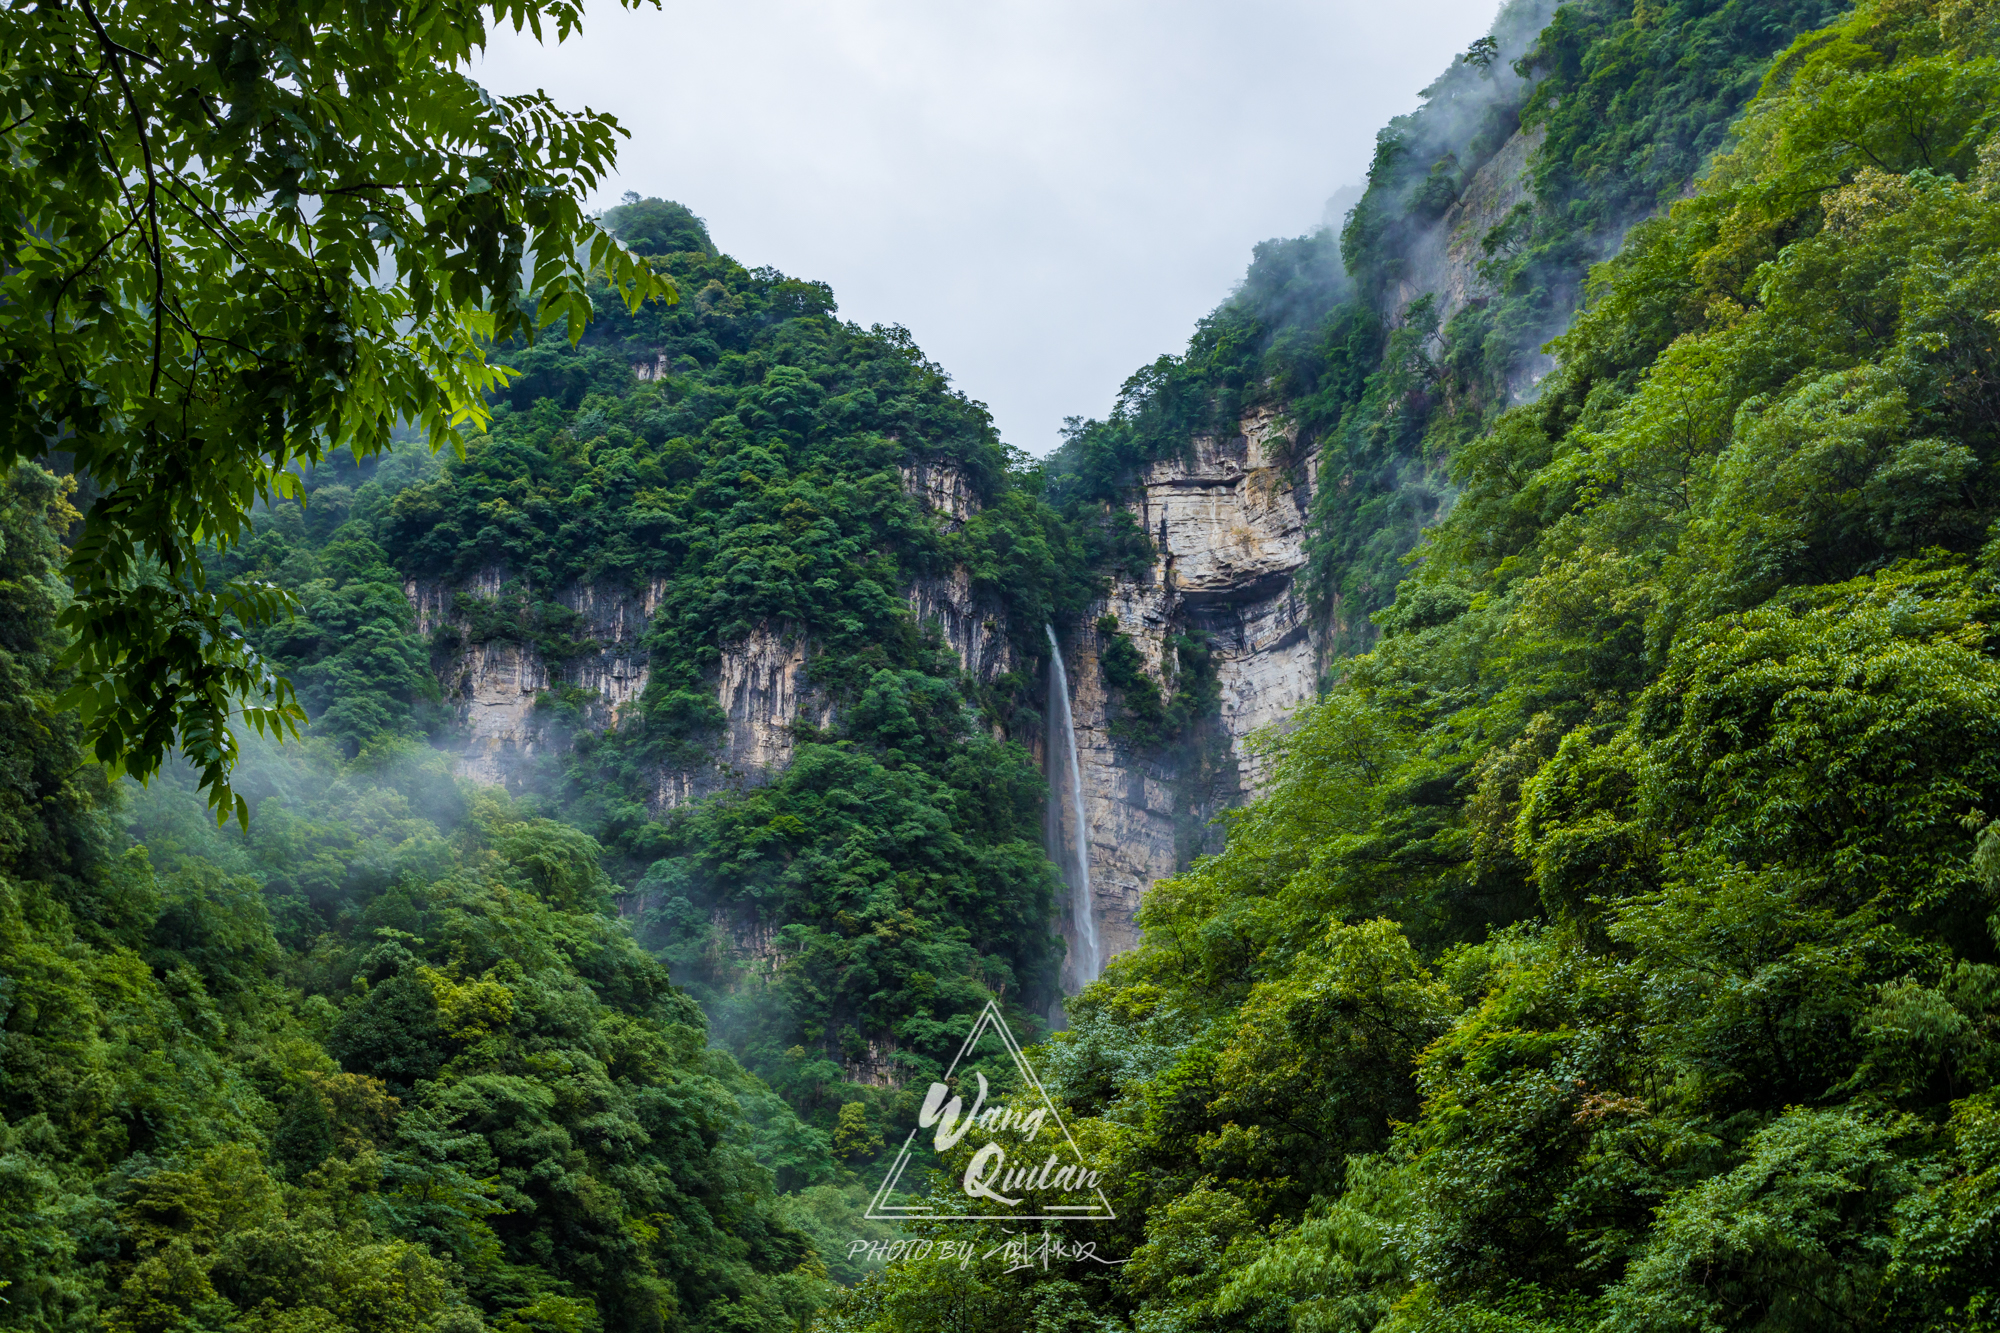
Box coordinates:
[1045,625,1100,987]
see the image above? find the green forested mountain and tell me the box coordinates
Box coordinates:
[239,223,1111,1104]
[4,184,1104,1331]
[11,0,2000,1331]
[1053,0,1850,655]
[827,0,2000,1328]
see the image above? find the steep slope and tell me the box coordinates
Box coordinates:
[1046,0,1853,964]
[837,2,2000,1329]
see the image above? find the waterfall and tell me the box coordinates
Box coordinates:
[1045,625,1101,987]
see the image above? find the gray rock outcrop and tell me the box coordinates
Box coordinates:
[408,462,1018,801]
[1051,406,1322,968]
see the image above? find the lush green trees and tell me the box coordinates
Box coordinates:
[0,457,832,1330]
[601,195,717,258]
[837,1,2000,1328]
[0,0,668,819]
[638,666,1058,1102]
[24,0,2000,1327]
[0,176,1109,1319]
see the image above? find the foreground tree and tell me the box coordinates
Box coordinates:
[0,0,672,820]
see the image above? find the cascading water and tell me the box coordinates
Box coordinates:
[1045,625,1101,988]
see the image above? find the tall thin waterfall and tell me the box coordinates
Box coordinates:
[1045,626,1101,987]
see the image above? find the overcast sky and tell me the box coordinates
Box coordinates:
[475,0,1505,455]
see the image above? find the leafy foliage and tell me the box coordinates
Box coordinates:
[0,0,670,821]
[294,205,1103,1110]
[0,461,835,1331]
[27,2,2000,1330]
[846,1,2000,1329]
[635,665,1060,1103]
[1092,615,1220,748]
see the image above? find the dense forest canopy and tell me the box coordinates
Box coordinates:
[826,0,2000,1328]
[0,467,830,1331]
[13,0,2000,1330]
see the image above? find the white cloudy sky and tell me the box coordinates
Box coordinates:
[475,0,1505,454]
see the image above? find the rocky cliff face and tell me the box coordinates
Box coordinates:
[406,569,655,787]
[1390,123,1555,399]
[1053,124,1550,973]
[1391,126,1543,326]
[1051,406,1321,969]
[410,462,1019,800]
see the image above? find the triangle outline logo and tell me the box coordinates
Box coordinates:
[864,999,1114,1222]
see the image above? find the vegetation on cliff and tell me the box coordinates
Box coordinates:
[4,2,1080,1327]
[833,1,2000,1328]
[20,0,2000,1330]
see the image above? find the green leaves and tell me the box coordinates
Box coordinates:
[0,0,674,821]
[1636,563,2000,914]
[55,572,304,829]
[1609,1110,1916,1332]
[884,3,2000,1329]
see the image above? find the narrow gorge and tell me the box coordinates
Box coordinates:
[394,45,1587,988]
[22,0,1982,1328]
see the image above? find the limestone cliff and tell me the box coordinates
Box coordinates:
[406,569,655,787]
[1390,124,1555,399]
[1054,122,1550,972]
[408,462,1018,801]
[1051,406,1320,967]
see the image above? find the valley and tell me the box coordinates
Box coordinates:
[10,0,2000,1330]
